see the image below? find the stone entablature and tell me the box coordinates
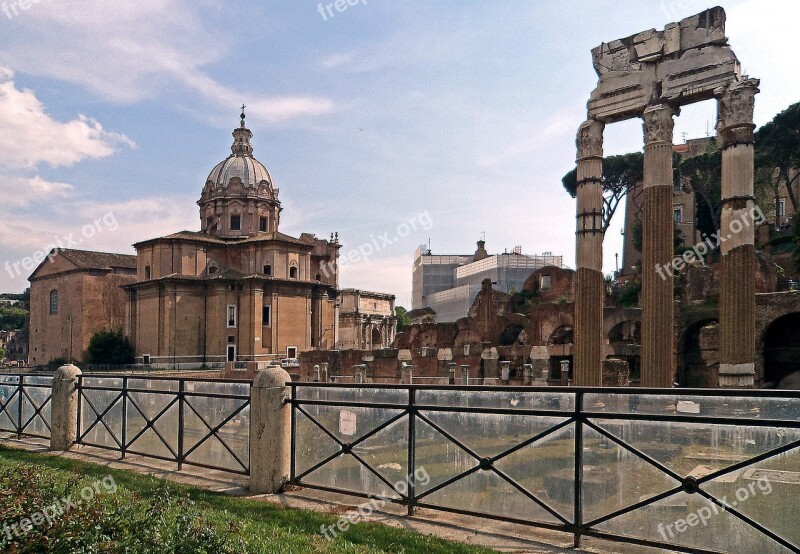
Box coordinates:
[337,289,397,350]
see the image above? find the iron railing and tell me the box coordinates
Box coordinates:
[0,373,53,439]
[289,383,800,554]
[76,374,251,475]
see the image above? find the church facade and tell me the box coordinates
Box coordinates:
[28,112,396,367]
[123,113,341,366]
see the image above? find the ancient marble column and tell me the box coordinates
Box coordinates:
[641,105,675,388]
[718,79,760,388]
[574,119,605,386]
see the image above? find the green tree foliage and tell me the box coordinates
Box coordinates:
[793,213,800,274]
[562,152,644,232]
[755,102,800,214]
[85,329,135,365]
[0,306,28,331]
[0,347,5,360]
[610,280,642,308]
[674,143,722,239]
[395,306,411,333]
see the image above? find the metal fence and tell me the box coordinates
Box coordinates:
[289,384,800,554]
[0,373,53,439]
[76,375,251,475]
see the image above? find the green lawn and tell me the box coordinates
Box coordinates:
[0,445,497,554]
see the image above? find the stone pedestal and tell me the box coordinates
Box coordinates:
[574,120,605,386]
[481,348,499,379]
[718,79,760,388]
[641,105,675,388]
[250,367,291,494]
[50,364,81,451]
[602,359,630,387]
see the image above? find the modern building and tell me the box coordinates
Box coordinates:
[412,241,563,322]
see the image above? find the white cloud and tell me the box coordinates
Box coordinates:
[0,175,73,207]
[0,0,336,125]
[0,194,199,290]
[0,67,134,169]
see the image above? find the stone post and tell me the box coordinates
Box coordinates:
[50,364,81,451]
[523,364,534,386]
[250,367,291,494]
[560,360,571,385]
[320,362,329,383]
[313,365,321,382]
[447,362,457,385]
[400,362,413,384]
[460,365,470,385]
[641,105,676,388]
[718,79,760,388]
[500,361,511,384]
[481,348,499,379]
[574,119,605,386]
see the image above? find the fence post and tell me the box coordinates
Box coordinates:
[250,366,291,494]
[50,364,82,451]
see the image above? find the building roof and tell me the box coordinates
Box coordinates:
[56,249,137,270]
[134,230,314,248]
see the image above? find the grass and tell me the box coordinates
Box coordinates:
[0,445,497,554]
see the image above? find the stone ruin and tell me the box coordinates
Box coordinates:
[573,6,759,387]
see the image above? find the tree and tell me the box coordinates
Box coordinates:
[0,307,28,331]
[562,152,644,233]
[674,142,722,239]
[85,329,134,365]
[755,102,800,215]
[793,213,800,274]
[0,347,5,360]
[395,306,411,333]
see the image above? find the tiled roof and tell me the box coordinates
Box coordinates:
[57,249,137,270]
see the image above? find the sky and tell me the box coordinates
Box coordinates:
[0,0,798,308]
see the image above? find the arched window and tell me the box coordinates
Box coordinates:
[49,290,58,315]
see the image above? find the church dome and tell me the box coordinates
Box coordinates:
[206,110,273,189]
[207,155,272,188]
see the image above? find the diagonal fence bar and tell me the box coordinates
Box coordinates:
[74,374,252,475]
[289,383,800,554]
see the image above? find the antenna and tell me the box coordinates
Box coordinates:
[681,131,688,143]
[481,231,486,242]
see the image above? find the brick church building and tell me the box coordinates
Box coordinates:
[29,112,395,366]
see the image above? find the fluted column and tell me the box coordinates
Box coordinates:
[718,79,760,388]
[641,105,675,388]
[574,120,605,386]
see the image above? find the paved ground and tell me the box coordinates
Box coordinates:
[0,434,677,554]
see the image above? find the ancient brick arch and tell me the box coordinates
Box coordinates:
[677,318,720,387]
[573,7,759,387]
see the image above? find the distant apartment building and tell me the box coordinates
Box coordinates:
[412,241,563,322]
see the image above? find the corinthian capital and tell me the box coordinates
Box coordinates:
[718,78,760,131]
[642,105,675,146]
[576,119,604,160]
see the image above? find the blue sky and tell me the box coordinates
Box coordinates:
[0,0,797,307]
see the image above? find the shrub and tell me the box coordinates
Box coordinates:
[84,329,134,365]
